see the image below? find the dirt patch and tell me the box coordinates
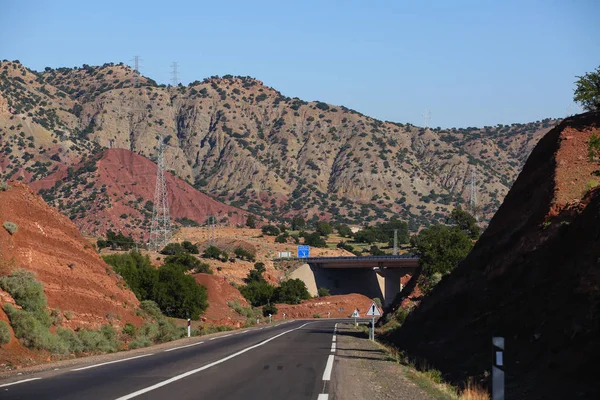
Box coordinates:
[273,294,374,320]
[193,273,249,327]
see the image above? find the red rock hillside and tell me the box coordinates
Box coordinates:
[387,112,600,399]
[29,148,249,241]
[0,183,143,335]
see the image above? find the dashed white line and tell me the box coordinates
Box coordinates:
[164,341,204,352]
[322,354,335,381]
[71,354,154,371]
[331,343,336,352]
[318,394,329,400]
[332,335,336,342]
[115,322,314,400]
[209,333,232,341]
[0,378,42,388]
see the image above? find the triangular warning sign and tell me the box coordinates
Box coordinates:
[351,309,360,318]
[366,302,381,316]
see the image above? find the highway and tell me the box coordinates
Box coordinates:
[0,319,351,400]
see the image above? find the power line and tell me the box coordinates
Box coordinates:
[149,136,172,250]
[131,56,142,87]
[423,110,431,130]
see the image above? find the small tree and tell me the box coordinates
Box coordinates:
[246,215,257,229]
[291,216,306,231]
[261,225,280,236]
[447,207,480,240]
[574,66,600,112]
[315,221,333,237]
[318,287,331,297]
[588,133,600,161]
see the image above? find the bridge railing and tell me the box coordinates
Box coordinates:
[272,255,419,262]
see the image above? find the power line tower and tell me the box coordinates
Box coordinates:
[393,229,398,256]
[423,110,431,130]
[208,215,216,246]
[131,56,142,86]
[470,170,478,220]
[149,136,171,250]
[170,62,179,86]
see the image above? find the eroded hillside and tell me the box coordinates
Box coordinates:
[0,60,558,230]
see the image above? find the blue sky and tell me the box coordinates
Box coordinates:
[1,0,598,128]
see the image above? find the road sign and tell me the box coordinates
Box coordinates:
[366,302,381,316]
[351,309,360,318]
[297,245,310,258]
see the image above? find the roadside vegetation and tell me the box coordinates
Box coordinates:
[102,251,208,320]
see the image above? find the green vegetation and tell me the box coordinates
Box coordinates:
[97,230,135,251]
[164,253,212,274]
[447,207,480,239]
[261,224,280,236]
[0,270,121,354]
[353,219,409,246]
[245,214,257,228]
[0,321,11,345]
[291,216,305,230]
[227,300,262,322]
[202,245,228,261]
[129,300,186,349]
[318,287,331,297]
[0,180,10,191]
[3,221,18,235]
[262,303,277,317]
[574,65,600,111]
[588,133,600,162]
[103,252,208,319]
[233,247,255,261]
[302,231,327,247]
[315,221,333,236]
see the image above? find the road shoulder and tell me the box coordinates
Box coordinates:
[333,323,434,400]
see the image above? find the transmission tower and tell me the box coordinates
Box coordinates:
[393,229,398,256]
[149,136,172,250]
[170,62,179,86]
[131,56,142,86]
[470,170,478,220]
[423,110,431,130]
[208,215,216,246]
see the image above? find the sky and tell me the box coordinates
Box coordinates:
[1,0,598,128]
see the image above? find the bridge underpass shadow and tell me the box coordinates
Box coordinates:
[310,265,384,302]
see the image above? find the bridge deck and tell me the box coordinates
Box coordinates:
[275,255,419,269]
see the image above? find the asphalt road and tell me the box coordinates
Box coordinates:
[0,319,360,400]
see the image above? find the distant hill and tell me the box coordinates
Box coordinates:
[0,60,559,232]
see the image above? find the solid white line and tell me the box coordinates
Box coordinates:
[332,336,336,342]
[242,330,249,333]
[335,323,338,328]
[0,378,42,388]
[115,322,314,400]
[318,394,329,400]
[71,354,154,371]
[322,355,335,381]
[331,343,336,352]
[164,341,204,352]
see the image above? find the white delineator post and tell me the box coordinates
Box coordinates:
[269,314,272,324]
[371,316,375,341]
[283,313,286,320]
[492,337,505,400]
[187,319,191,338]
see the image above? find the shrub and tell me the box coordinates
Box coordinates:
[304,232,327,247]
[394,308,409,324]
[0,181,10,191]
[203,245,227,261]
[122,322,136,337]
[262,303,277,317]
[234,247,255,262]
[0,269,50,326]
[155,263,208,319]
[274,279,311,304]
[245,214,257,228]
[315,221,333,236]
[160,243,185,255]
[164,253,212,274]
[57,327,83,353]
[275,233,288,243]
[0,321,11,345]
[373,298,382,308]
[181,241,199,254]
[3,221,18,235]
[79,325,120,353]
[2,304,67,353]
[103,252,158,300]
[240,280,275,307]
[261,225,280,236]
[313,313,321,318]
[318,287,331,297]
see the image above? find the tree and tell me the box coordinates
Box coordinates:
[410,225,473,278]
[304,232,327,248]
[589,133,600,161]
[315,221,333,237]
[160,243,185,255]
[261,225,280,236]
[291,216,305,230]
[574,66,600,111]
[202,245,226,261]
[447,207,480,239]
[164,254,212,274]
[274,279,311,304]
[181,241,199,254]
[318,287,331,297]
[240,280,275,307]
[336,223,353,238]
[246,215,257,229]
[154,263,208,319]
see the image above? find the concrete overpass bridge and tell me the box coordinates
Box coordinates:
[281,255,419,307]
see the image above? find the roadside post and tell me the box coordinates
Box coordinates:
[187,318,191,338]
[327,312,331,318]
[365,302,381,341]
[283,313,286,320]
[269,313,272,324]
[492,337,505,400]
[351,308,360,327]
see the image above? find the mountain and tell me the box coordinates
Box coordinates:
[387,112,600,399]
[0,60,559,230]
[28,148,248,241]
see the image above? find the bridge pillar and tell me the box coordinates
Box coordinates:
[378,269,406,307]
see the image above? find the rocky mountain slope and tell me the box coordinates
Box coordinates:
[0,60,559,230]
[28,148,247,241]
[387,112,600,399]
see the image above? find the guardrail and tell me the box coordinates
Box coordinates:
[273,255,419,262]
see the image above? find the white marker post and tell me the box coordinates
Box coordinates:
[283,313,286,320]
[187,319,191,338]
[366,302,381,341]
[493,337,505,400]
[327,312,331,319]
[269,314,272,324]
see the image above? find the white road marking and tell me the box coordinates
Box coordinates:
[332,336,336,342]
[331,343,336,352]
[164,341,204,352]
[115,322,314,400]
[242,330,249,333]
[318,394,329,400]
[335,323,338,328]
[0,378,41,388]
[322,355,335,381]
[71,354,154,371]
[208,333,232,341]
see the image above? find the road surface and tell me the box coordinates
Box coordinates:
[0,319,355,400]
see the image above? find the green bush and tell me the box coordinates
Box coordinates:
[240,280,275,307]
[274,279,311,304]
[78,325,121,353]
[317,287,331,297]
[3,221,18,235]
[394,308,409,324]
[160,243,185,255]
[262,303,277,317]
[304,232,327,248]
[164,253,212,274]
[227,300,260,320]
[0,181,10,191]
[315,221,333,236]
[57,327,84,353]
[234,247,255,262]
[122,322,136,337]
[0,321,11,345]
[313,313,321,318]
[275,233,288,243]
[372,298,382,308]
[261,225,280,236]
[138,300,164,321]
[0,269,51,326]
[3,304,67,353]
[103,252,158,300]
[155,264,208,319]
[203,245,227,261]
[181,241,199,254]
